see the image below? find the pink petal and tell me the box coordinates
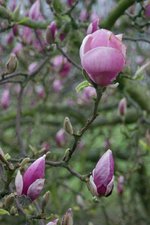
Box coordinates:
[27,178,45,201]
[46,219,59,225]
[22,155,46,195]
[82,47,125,86]
[80,35,93,61]
[15,170,23,195]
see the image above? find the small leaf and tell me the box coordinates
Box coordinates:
[0,209,10,215]
[4,153,11,160]
[75,81,91,93]
[139,140,150,151]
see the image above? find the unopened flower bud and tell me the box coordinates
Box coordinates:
[87,150,114,197]
[117,175,125,195]
[10,206,17,215]
[46,21,57,44]
[41,191,50,212]
[64,117,73,135]
[29,0,41,20]
[0,89,10,110]
[4,193,15,209]
[6,53,17,73]
[87,18,99,35]
[118,97,127,117]
[61,208,73,225]
[55,129,66,147]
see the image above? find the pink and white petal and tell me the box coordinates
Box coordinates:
[15,170,23,195]
[80,35,93,61]
[87,175,99,196]
[27,179,45,201]
[105,176,114,196]
[115,34,123,41]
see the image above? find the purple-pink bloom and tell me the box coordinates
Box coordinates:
[53,79,63,93]
[78,86,96,105]
[55,128,66,147]
[52,55,71,78]
[87,18,100,35]
[67,0,74,7]
[46,21,57,44]
[0,89,10,110]
[80,29,126,86]
[88,149,114,197]
[117,175,125,195]
[145,3,150,18]
[15,155,46,201]
[28,62,38,74]
[29,0,42,20]
[118,97,127,117]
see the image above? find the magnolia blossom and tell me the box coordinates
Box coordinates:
[52,55,71,78]
[0,89,10,110]
[145,3,150,18]
[55,129,66,147]
[52,79,63,93]
[46,21,57,44]
[88,150,114,197]
[35,85,45,99]
[78,86,96,104]
[118,97,127,117]
[80,29,126,86]
[117,175,125,195]
[15,155,46,201]
[29,0,42,20]
[28,62,38,74]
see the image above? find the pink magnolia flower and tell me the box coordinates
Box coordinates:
[12,43,23,55]
[52,79,63,93]
[88,149,114,197]
[15,155,46,201]
[80,29,126,86]
[55,128,66,147]
[46,219,59,225]
[78,86,96,104]
[145,3,150,18]
[87,18,100,35]
[46,21,57,44]
[52,55,71,78]
[79,10,89,22]
[117,175,125,195]
[67,0,74,7]
[28,62,38,74]
[118,97,127,117]
[0,89,10,110]
[29,0,42,20]
[35,85,45,99]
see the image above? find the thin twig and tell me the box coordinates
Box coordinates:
[16,84,26,156]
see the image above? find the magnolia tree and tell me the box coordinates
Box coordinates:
[0,0,150,224]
